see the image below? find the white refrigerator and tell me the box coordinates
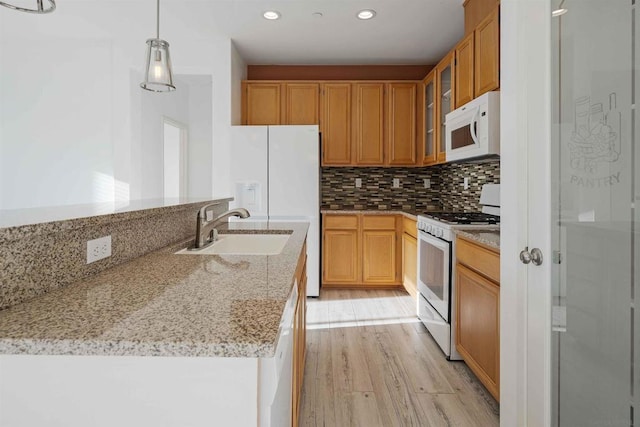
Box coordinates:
[229,125,320,297]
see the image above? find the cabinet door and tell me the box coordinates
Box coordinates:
[323,229,359,284]
[353,83,385,165]
[455,32,475,108]
[362,230,397,284]
[284,83,319,125]
[244,83,282,125]
[456,263,500,400]
[402,232,417,297]
[474,7,500,97]
[422,70,438,166]
[436,52,455,163]
[386,82,417,165]
[321,83,352,166]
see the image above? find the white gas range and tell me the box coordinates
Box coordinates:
[416,184,500,360]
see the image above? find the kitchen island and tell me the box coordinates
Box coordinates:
[0,220,308,427]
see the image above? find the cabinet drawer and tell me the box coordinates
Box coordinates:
[362,215,396,230]
[324,215,358,229]
[403,217,417,238]
[456,237,500,283]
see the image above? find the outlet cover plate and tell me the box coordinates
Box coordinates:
[393,178,400,188]
[355,178,362,188]
[87,235,112,264]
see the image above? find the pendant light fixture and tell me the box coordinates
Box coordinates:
[141,0,175,92]
[0,0,56,13]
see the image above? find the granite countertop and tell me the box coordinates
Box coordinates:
[0,221,308,358]
[456,229,501,250]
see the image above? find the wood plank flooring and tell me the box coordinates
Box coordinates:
[299,289,499,427]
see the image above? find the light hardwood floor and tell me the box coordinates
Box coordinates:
[299,289,499,427]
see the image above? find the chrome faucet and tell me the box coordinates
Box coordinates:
[191,205,250,249]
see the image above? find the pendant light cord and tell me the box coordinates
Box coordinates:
[156,0,160,39]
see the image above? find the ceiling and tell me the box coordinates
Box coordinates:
[169,0,465,65]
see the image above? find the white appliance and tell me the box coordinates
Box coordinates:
[445,91,500,162]
[229,125,320,297]
[416,184,500,360]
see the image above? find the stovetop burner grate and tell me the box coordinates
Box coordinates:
[422,211,500,225]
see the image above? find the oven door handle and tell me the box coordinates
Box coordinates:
[418,229,451,250]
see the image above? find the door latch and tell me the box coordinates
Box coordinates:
[520,246,543,266]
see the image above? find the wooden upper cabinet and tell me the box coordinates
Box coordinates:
[475,6,500,97]
[354,82,385,165]
[386,82,417,166]
[436,53,455,163]
[455,32,475,109]
[422,70,438,166]
[464,0,499,35]
[284,83,319,125]
[243,82,281,125]
[321,83,352,166]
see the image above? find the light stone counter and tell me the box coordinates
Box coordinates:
[0,221,308,358]
[455,229,501,250]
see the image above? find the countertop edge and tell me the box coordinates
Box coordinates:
[455,229,501,250]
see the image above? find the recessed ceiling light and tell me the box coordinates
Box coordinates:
[551,8,567,17]
[357,9,376,20]
[263,10,281,20]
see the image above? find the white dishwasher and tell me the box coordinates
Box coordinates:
[258,281,297,427]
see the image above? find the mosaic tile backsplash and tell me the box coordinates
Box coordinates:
[321,159,500,213]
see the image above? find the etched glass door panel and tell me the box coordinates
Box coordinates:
[551,1,636,425]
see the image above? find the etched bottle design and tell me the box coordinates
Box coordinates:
[604,93,621,162]
[574,96,591,139]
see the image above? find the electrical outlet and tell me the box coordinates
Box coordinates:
[393,178,400,188]
[355,178,362,188]
[206,210,214,221]
[463,177,470,190]
[87,235,112,264]
[423,178,431,189]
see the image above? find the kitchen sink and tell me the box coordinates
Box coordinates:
[175,233,290,256]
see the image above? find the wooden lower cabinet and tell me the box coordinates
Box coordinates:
[322,216,359,284]
[292,242,307,426]
[455,236,500,401]
[402,216,418,297]
[362,230,397,283]
[322,213,401,287]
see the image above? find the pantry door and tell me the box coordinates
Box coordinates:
[501,0,639,426]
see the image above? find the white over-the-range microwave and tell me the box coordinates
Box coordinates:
[445,91,500,162]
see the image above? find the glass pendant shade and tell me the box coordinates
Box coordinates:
[0,0,55,13]
[141,39,175,92]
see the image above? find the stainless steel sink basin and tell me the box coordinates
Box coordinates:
[175,233,290,256]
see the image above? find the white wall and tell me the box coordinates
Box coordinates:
[0,37,115,209]
[138,77,190,199]
[0,1,239,210]
[182,75,213,198]
[210,39,247,199]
